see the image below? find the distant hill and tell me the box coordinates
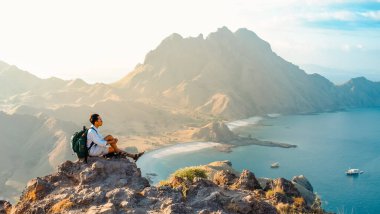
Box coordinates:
[300,64,380,85]
[114,27,378,119]
[11,99,196,136]
[0,111,78,202]
[0,60,120,107]
[338,77,380,107]
[0,61,195,136]
[0,61,42,99]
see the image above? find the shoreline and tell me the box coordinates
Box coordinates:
[119,133,297,156]
[118,117,297,154]
[214,137,297,153]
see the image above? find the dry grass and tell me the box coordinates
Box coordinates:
[293,197,305,207]
[25,189,37,202]
[49,198,74,213]
[158,180,171,187]
[265,186,285,198]
[276,202,306,214]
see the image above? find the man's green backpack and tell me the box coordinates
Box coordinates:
[71,126,96,163]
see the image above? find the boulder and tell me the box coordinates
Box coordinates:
[233,170,262,190]
[163,203,193,214]
[213,170,237,186]
[225,194,278,214]
[257,177,272,190]
[292,182,316,206]
[0,200,12,214]
[269,178,300,198]
[292,175,313,192]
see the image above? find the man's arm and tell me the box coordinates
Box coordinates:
[104,135,118,144]
[88,130,107,147]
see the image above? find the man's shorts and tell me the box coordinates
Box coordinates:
[89,145,110,156]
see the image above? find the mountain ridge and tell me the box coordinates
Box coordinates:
[114,27,376,119]
[2,26,379,119]
[0,111,79,202]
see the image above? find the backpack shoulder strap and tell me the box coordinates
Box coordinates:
[90,127,98,134]
[87,127,98,150]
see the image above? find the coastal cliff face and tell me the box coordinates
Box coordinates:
[5,158,326,214]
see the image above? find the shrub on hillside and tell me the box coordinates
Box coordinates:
[157,167,207,198]
[170,167,207,181]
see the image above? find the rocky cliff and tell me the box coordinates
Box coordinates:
[3,157,326,214]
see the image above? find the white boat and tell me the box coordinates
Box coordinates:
[271,162,280,168]
[345,168,364,175]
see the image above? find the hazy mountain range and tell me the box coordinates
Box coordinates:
[301,64,380,85]
[0,111,78,201]
[1,26,380,202]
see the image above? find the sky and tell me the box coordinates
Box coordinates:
[0,0,379,83]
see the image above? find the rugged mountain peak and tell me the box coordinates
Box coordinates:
[0,63,39,80]
[352,76,369,81]
[346,76,372,85]
[0,60,10,69]
[206,26,234,40]
[164,32,184,42]
[150,32,184,53]
[65,78,88,88]
[116,27,348,118]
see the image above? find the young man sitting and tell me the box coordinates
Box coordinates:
[87,113,144,161]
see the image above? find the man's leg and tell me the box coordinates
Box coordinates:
[104,135,115,142]
[104,135,121,153]
[105,135,144,160]
[108,140,123,153]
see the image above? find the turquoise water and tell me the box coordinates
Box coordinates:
[138,108,380,213]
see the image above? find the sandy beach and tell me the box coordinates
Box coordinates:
[117,125,296,154]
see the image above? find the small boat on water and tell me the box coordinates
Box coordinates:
[346,168,364,175]
[271,162,280,168]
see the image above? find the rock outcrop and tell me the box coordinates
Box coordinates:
[192,121,236,142]
[0,200,12,214]
[233,170,262,191]
[12,157,149,214]
[292,175,313,192]
[8,158,326,213]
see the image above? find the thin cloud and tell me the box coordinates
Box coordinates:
[298,1,380,29]
[301,11,358,21]
[361,10,380,20]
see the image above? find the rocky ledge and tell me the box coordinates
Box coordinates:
[3,157,326,214]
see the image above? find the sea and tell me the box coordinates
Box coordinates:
[137,108,380,213]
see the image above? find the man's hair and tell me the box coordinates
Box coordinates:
[89,114,100,125]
